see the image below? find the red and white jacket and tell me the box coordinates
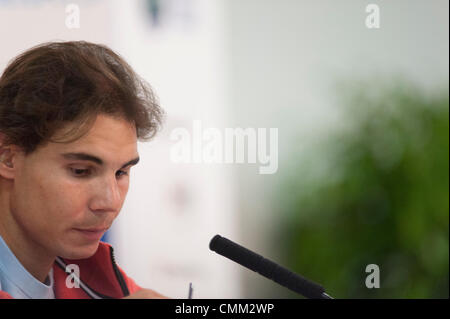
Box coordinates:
[0,242,141,299]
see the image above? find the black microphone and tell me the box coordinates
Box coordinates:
[209,234,333,299]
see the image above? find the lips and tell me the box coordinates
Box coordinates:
[77,227,108,232]
[73,227,108,241]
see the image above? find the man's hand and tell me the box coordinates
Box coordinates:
[123,288,169,299]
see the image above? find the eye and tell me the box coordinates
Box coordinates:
[70,167,91,177]
[116,170,129,178]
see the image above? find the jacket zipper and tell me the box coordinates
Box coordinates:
[109,246,130,297]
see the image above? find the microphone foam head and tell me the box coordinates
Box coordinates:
[209,234,223,252]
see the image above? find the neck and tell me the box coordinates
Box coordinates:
[0,180,55,283]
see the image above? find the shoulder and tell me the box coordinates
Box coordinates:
[0,290,13,299]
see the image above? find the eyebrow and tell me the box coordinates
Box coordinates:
[61,152,140,169]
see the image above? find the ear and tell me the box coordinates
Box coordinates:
[0,134,22,180]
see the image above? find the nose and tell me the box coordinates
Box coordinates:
[89,175,123,213]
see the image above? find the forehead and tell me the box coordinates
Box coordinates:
[38,115,138,162]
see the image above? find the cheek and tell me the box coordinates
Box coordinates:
[15,169,88,225]
[119,180,130,205]
[10,170,83,246]
[44,179,90,221]
[120,180,130,196]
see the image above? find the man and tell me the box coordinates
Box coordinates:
[0,41,167,299]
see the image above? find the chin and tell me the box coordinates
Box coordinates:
[59,241,100,260]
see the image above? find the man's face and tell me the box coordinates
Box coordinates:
[9,114,139,259]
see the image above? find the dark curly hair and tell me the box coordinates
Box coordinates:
[0,40,164,154]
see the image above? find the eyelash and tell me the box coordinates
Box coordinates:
[69,168,128,178]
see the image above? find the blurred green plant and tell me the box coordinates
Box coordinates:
[277,82,449,298]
